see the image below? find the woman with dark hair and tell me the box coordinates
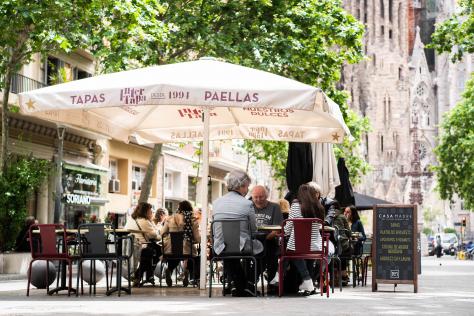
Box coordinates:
[270,184,325,293]
[344,205,366,255]
[125,202,161,286]
[160,200,200,287]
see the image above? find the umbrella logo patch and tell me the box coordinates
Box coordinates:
[120,88,146,105]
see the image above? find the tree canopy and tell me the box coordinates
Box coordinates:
[0,0,97,171]
[87,0,368,192]
[433,74,474,210]
[430,0,474,211]
[0,0,369,202]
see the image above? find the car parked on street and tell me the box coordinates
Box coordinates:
[434,233,459,256]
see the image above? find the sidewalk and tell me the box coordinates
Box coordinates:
[0,256,473,316]
[0,274,24,281]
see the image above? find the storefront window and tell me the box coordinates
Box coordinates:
[62,165,102,228]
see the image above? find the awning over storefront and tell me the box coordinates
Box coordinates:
[63,159,109,175]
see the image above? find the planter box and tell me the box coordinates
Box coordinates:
[0,252,31,275]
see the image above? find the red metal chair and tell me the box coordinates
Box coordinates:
[27,224,75,296]
[277,218,330,297]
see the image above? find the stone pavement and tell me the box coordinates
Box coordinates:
[0,256,473,316]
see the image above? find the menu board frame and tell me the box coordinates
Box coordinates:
[372,204,418,293]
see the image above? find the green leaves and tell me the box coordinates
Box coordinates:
[433,74,474,211]
[429,0,474,61]
[86,0,369,189]
[0,156,51,251]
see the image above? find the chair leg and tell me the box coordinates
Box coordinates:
[260,259,265,297]
[68,260,73,297]
[76,260,82,297]
[105,261,109,292]
[208,259,213,298]
[352,257,356,288]
[319,259,324,296]
[278,258,283,297]
[89,260,93,296]
[127,259,132,292]
[109,261,114,290]
[46,260,50,294]
[117,259,122,297]
[26,260,34,296]
[159,260,163,288]
[363,256,370,286]
[93,260,97,295]
[253,258,257,297]
[325,258,330,298]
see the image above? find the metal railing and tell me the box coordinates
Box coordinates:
[1,73,46,94]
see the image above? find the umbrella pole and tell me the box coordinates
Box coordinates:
[199,107,210,290]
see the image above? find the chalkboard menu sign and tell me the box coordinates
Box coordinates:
[372,205,418,293]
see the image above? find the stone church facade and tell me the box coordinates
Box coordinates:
[341,0,473,235]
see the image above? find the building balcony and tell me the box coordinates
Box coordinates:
[3,73,47,94]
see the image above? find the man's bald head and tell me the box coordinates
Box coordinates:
[252,185,269,209]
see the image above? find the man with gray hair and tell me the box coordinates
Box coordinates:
[251,185,282,291]
[212,170,263,296]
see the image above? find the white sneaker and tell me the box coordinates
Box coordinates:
[269,272,279,285]
[299,279,314,292]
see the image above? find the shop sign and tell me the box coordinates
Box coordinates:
[65,193,91,205]
[62,167,100,205]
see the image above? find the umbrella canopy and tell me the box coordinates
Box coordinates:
[19,58,349,144]
[334,157,355,207]
[19,58,351,289]
[311,143,340,197]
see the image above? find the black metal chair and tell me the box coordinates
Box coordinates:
[361,238,372,286]
[209,219,264,297]
[159,231,197,288]
[329,226,343,293]
[76,223,132,296]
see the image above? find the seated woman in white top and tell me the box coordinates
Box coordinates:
[125,202,161,285]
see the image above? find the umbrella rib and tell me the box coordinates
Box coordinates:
[128,106,162,133]
[227,108,239,127]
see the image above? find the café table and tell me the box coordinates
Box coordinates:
[103,229,139,296]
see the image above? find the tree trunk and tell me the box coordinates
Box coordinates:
[138,143,162,204]
[1,67,12,174]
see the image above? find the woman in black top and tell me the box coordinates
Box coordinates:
[344,205,366,255]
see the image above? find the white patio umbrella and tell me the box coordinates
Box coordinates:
[19,58,350,289]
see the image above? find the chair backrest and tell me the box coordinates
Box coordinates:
[162,231,189,257]
[28,224,66,258]
[282,218,325,256]
[362,237,372,256]
[78,223,114,256]
[211,219,252,256]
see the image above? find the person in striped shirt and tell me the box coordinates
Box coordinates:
[270,183,325,293]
